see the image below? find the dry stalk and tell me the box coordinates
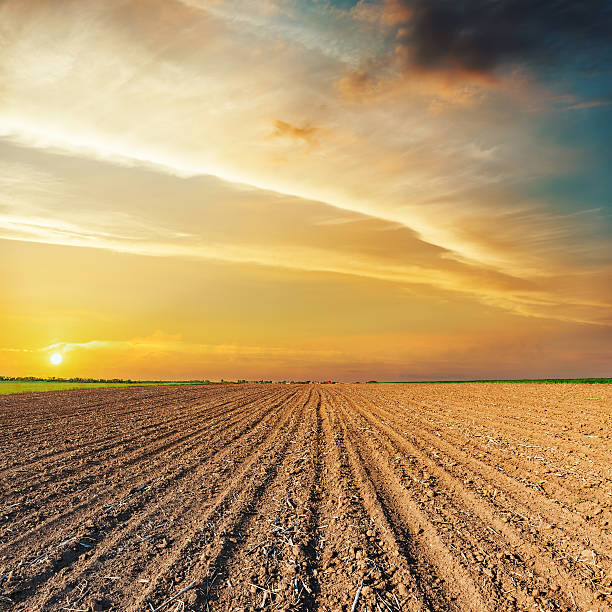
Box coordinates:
[151,581,196,612]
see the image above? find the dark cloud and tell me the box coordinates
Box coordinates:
[394,0,612,76]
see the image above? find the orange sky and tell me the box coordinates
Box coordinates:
[1,0,610,380]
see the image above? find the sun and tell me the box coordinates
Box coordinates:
[50,353,63,365]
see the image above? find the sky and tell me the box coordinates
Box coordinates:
[1,0,611,381]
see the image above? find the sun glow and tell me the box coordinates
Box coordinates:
[50,353,63,365]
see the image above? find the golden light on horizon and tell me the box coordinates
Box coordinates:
[50,353,63,366]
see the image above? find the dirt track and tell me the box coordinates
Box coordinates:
[0,383,610,611]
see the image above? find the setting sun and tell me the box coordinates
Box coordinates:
[49,353,63,366]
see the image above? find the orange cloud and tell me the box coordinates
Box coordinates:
[271,120,319,144]
[351,0,412,26]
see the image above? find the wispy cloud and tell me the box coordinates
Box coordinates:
[566,99,612,110]
[1,202,609,326]
[7,334,342,360]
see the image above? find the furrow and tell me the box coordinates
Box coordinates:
[0,387,281,531]
[332,388,490,612]
[126,386,311,612]
[4,389,297,607]
[346,385,610,611]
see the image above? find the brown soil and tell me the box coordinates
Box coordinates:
[0,383,610,611]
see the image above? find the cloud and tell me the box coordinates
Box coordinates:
[0,0,593,280]
[2,201,610,327]
[41,340,116,353]
[389,0,612,78]
[351,0,412,26]
[271,120,319,144]
[30,335,343,360]
[0,0,610,336]
[566,98,612,110]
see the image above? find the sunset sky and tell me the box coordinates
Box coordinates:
[1,0,611,381]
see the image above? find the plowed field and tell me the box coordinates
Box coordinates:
[1,383,610,611]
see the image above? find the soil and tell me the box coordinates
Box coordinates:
[0,383,610,611]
